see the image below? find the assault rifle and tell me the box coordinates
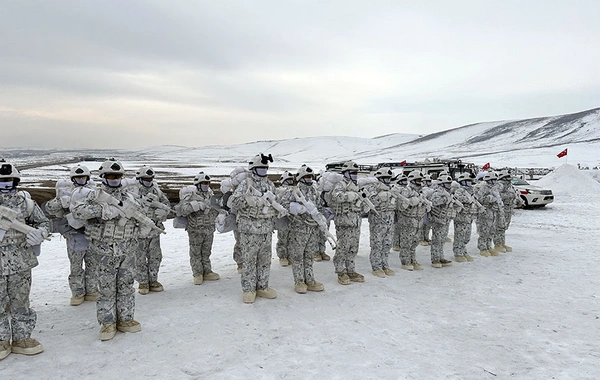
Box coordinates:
[0,205,51,241]
[292,188,337,250]
[246,179,289,218]
[359,190,380,216]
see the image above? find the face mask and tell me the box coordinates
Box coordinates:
[0,180,14,193]
[486,179,497,186]
[198,184,210,192]
[140,178,154,187]
[254,167,268,177]
[379,178,391,185]
[462,181,472,187]
[103,178,122,188]
[443,183,452,189]
[300,178,313,185]
[74,178,88,186]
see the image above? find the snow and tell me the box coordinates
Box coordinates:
[2,162,600,379]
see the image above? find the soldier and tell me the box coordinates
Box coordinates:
[131,166,171,294]
[427,175,458,268]
[314,173,332,262]
[330,161,365,285]
[493,170,520,252]
[474,172,504,257]
[0,160,49,358]
[230,154,281,303]
[175,172,220,285]
[452,173,480,262]
[45,165,98,305]
[391,173,407,251]
[282,165,325,293]
[275,171,294,267]
[418,174,433,246]
[362,168,396,278]
[71,159,144,341]
[395,170,427,271]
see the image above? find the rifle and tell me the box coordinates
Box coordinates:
[359,190,380,216]
[389,186,411,206]
[0,205,51,241]
[419,194,433,212]
[246,179,289,218]
[292,188,337,250]
[141,193,174,214]
[92,189,166,235]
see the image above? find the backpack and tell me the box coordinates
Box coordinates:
[317,171,344,207]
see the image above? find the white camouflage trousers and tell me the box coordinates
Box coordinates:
[0,270,36,341]
[136,235,163,285]
[240,232,273,292]
[333,226,360,275]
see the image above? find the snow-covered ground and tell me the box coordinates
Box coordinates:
[1,164,599,379]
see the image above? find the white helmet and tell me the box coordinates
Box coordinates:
[193,171,211,185]
[407,170,423,182]
[136,165,155,179]
[341,161,359,173]
[296,165,314,180]
[279,171,295,184]
[498,170,511,180]
[375,168,393,179]
[0,160,21,188]
[248,153,273,170]
[483,172,498,184]
[70,165,91,179]
[457,173,473,183]
[98,159,125,177]
[439,175,453,184]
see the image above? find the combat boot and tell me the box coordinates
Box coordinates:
[454,255,467,263]
[412,261,423,270]
[306,281,324,292]
[84,292,99,302]
[445,236,452,243]
[0,340,10,360]
[440,258,453,267]
[418,241,430,246]
[489,248,500,256]
[479,250,490,257]
[494,245,507,253]
[117,320,141,333]
[294,282,308,294]
[401,264,414,271]
[313,253,323,262]
[99,323,117,341]
[337,274,351,285]
[321,252,331,261]
[243,291,256,303]
[203,272,220,281]
[392,246,401,251]
[383,268,395,276]
[70,294,85,306]
[347,272,365,283]
[503,244,513,252]
[257,288,277,299]
[431,260,442,268]
[11,338,43,355]
[138,283,150,295]
[237,263,243,274]
[193,275,203,285]
[372,269,386,278]
[464,254,474,262]
[279,258,290,267]
[149,281,164,292]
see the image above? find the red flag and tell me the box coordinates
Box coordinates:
[481,162,490,170]
[399,160,407,166]
[557,148,567,158]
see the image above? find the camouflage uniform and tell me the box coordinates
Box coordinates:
[427,186,455,263]
[0,192,49,342]
[452,186,478,258]
[176,187,219,278]
[362,181,395,272]
[71,186,142,326]
[395,184,426,266]
[330,178,362,275]
[275,184,293,262]
[230,173,277,293]
[474,182,503,252]
[493,180,517,247]
[131,183,170,286]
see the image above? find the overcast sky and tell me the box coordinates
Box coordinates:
[2,0,600,149]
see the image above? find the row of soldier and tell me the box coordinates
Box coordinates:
[0,154,518,358]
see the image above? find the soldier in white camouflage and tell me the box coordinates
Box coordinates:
[363,168,396,278]
[131,166,171,294]
[426,175,457,268]
[280,165,325,293]
[45,165,99,306]
[452,173,481,262]
[175,172,220,285]
[493,170,520,252]
[391,173,407,251]
[330,161,365,285]
[275,171,294,267]
[395,170,427,271]
[418,174,433,246]
[230,154,280,303]
[474,172,504,257]
[0,160,49,358]
[314,175,332,262]
[71,159,143,341]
